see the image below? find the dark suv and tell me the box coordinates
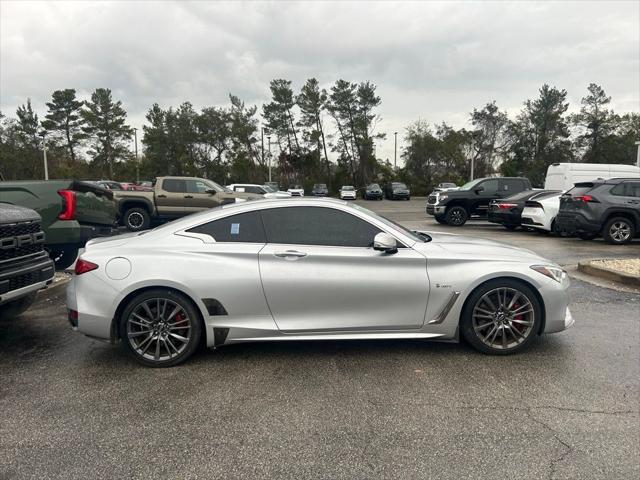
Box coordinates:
[385,182,410,200]
[556,178,640,244]
[427,177,532,226]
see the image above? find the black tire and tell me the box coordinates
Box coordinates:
[124,207,151,232]
[603,217,635,245]
[578,233,597,241]
[0,292,37,320]
[434,215,448,225]
[460,279,542,355]
[551,219,565,237]
[445,206,468,226]
[119,289,202,367]
[504,225,518,231]
[406,196,411,201]
[47,246,79,270]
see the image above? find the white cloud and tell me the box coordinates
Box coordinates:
[1,0,638,165]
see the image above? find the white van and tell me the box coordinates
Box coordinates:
[522,163,640,233]
[544,163,640,191]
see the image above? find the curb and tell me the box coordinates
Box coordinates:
[577,260,640,287]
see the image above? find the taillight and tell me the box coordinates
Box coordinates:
[525,201,543,210]
[58,189,77,220]
[574,195,598,203]
[498,203,517,209]
[75,258,98,275]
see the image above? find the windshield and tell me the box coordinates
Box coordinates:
[291,185,303,189]
[368,184,380,189]
[314,184,327,189]
[392,183,407,189]
[342,186,354,191]
[351,203,428,243]
[458,178,484,191]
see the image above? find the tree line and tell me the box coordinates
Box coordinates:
[1,81,637,194]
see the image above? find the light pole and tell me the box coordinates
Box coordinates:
[635,141,640,168]
[40,132,49,180]
[133,128,139,183]
[470,156,475,181]
[261,127,265,168]
[394,132,398,169]
[267,135,272,183]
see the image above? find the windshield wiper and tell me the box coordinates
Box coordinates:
[412,230,432,242]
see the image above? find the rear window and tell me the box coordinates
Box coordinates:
[564,183,595,197]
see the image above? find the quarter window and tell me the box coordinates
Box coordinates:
[627,182,640,197]
[186,211,266,243]
[260,206,382,247]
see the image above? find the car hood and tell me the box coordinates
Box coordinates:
[414,231,553,264]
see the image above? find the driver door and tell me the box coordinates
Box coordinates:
[258,206,429,332]
[184,179,221,214]
[471,178,500,215]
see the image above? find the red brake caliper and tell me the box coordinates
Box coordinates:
[512,302,524,334]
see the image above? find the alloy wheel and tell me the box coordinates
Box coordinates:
[609,221,631,243]
[471,287,535,350]
[128,212,144,229]
[126,298,192,362]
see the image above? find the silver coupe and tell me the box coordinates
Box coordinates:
[66,198,573,367]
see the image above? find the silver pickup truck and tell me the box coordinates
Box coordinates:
[115,176,261,231]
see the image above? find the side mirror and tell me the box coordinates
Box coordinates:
[474,186,484,194]
[206,189,217,195]
[373,232,398,254]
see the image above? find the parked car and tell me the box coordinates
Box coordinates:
[339,185,357,200]
[67,197,573,367]
[427,177,532,226]
[96,180,125,191]
[385,182,411,200]
[0,204,55,319]
[521,192,564,235]
[0,180,118,269]
[556,178,640,244]
[488,190,561,231]
[227,183,291,198]
[364,183,383,200]
[287,185,305,197]
[134,181,154,191]
[311,183,329,197]
[115,177,260,232]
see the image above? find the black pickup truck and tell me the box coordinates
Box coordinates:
[0,204,55,319]
[426,177,532,226]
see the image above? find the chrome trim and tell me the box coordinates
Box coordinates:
[428,291,461,324]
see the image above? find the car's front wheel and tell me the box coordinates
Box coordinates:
[461,279,541,355]
[119,289,202,367]
[445,206,468,226]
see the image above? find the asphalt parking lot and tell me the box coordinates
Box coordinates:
[1,198,639,479]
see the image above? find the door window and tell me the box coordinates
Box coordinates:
[186,211,266,243]
[186,180,211,194]
[626,182,640,197]
[480,179,498,194]
[163,179,187,193]
[260,206,382,247]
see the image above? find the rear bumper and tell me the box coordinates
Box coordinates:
[556,212,601,235]
[0,256,55,304]
[487,211,520,226]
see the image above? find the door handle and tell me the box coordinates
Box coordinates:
[274,250,307,259]
[157,194,167,198]
[184,195,193,199]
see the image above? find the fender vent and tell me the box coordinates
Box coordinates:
[202,298,228,316]
[213,328,229,346]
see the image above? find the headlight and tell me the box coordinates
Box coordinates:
[530,265,565,283]
[438,194,448,201]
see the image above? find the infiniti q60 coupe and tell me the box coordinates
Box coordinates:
[67,198,573,367]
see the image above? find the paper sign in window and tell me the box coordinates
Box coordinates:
[230,223,240,235]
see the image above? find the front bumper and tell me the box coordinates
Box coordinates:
[0,255,55,304]
[540,272,573,334]
[426,204,446,216]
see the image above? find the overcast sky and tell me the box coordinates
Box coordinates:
[1,0,639,164]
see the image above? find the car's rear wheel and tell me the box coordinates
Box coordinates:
[124,207,151,232]
[603,217,635,245]
[445,206,468,226]
[119,289,202,367]
[461,279,541,355]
